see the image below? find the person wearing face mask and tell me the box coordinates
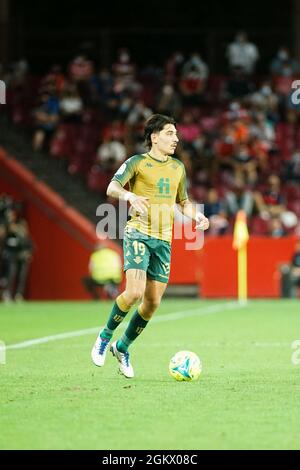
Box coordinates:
[182,53,209,81]
[250,81,279,116]
[156,83,182,120]
[285,149,300,183]
[270,47,300,77]
[180,52,209,99]
[112,48,137,93]
[280,240,300,298]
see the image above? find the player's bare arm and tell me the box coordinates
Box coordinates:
[107,180,150,215]
[178,199,210,231]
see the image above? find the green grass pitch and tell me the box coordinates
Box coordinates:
[0,299,300,450]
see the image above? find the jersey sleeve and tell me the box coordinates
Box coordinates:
[176,165,188,203]
[111,156,139,187]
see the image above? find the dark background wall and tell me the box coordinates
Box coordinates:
[1,0,297,72]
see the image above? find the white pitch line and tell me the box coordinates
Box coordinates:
[6,327,100,350]
[6,301,245,351]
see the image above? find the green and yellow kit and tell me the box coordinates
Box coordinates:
[112,153,188,283]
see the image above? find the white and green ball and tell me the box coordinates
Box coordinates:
[169,351,202,382]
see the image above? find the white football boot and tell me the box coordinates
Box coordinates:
[91,335,110,367]
[110,341,134,378]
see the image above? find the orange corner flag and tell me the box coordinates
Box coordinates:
[233,210,249,303]
[233,210,249,250]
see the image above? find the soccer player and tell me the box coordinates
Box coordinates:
[91,114,209,378]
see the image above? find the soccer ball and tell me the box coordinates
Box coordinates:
[169,351,202,382]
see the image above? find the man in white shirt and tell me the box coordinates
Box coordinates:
[227,31,259,75]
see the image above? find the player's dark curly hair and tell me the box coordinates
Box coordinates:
[144,114,176,150]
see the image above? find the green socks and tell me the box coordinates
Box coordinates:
[117,309,149,352]
[100,295,131,340]
[99,295,149,351]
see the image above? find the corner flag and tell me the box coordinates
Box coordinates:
[233,210,249,302]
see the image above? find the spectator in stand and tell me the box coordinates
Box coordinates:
[177,112,203,155]
[126,100,152,126]
[270,47,300,98]
[214,122,236,171]
[32,92,60,151]
[254,174,285,219]
[215,112,250,177]
[165,51,184,83]
[249,136,270,174]
[280,240,300,297]
[249,111,275,143]
[179,54,209,104]
[224,178,254,218]
[125,101,152,154]
[249,81,279,119]
[226,31,259,75]
[0,195,14,295]
[47,65,65,95]
[249,112,275,172]
[156,83,182,120]
[270,47,300,77]
[96,136,126,172]
[59,83,83,123]
[204,188,228,235]
[233,142,258,185]
[118,95,134,120]
[89,68,114,105]
[181,52,209,93]
[68,55,95,82]
[112,48,138,94]
[182,52,209,79]
[0,194,14,255]
[68,55,95,105]
[285,149,300,183]
[1,209,33,302]
[113,48,135,81]
[255,175,298,232]
[39,73,57,97]
[231,111,250,143]
[0,194,13,226]
[268,216,286,238]
[7,59,29,88]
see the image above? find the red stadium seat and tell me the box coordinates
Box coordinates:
[284,184,300,203]
[287,200,300,217]
[190,185,208,202]
[86,165,113,193]
[250,216,269,236]
[50,124,77,159]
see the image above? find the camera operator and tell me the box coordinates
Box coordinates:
[1,209,33,302]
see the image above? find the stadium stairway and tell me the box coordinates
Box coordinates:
[0,113,105,226]
[0,146,122,300]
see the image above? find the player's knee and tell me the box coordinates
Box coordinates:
[125,289,144,305]
[139,299,160,321]
[144,298,161,314]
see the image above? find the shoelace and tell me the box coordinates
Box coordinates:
[123,351,130,367]
[98,338,109,355]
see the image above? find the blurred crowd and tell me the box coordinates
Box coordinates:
[0,194,33,302]
[1,31,300,237]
